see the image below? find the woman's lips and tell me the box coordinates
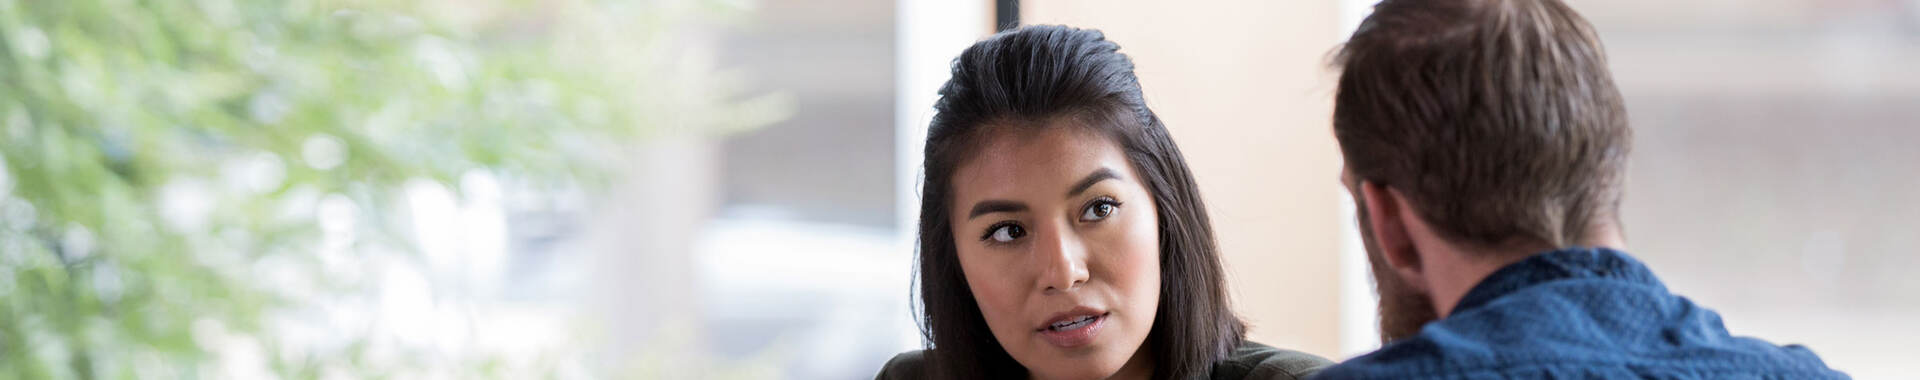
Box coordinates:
[1036,311,1109,348]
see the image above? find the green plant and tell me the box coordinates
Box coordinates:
[0,0,784,378]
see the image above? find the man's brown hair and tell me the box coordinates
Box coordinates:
[1334,0,1632,250]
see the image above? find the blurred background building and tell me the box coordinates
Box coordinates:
[2,0,1913,379]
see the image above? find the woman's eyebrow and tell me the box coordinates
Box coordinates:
[1067,167,1120,197]
[967,200,1027,220]
[966,168,1118,220]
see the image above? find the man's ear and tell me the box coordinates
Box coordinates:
[1359,181,1428,290]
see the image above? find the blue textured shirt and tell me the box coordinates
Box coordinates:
[1315,247,1849,379]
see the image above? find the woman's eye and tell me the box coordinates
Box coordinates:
[1080,199,1121,222]
[986,223,1026,243]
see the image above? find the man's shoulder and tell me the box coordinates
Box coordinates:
[1211,341,1333,380]
[873,350,928,380]
[1312,288,1852,380]
[1317,334,1850,379]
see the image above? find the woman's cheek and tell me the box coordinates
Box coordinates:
[959,248,1028,343]
[1124,205,1161,277]
[1115,204,1162,319]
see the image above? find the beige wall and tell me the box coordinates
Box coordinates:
[1023,1,1351,358]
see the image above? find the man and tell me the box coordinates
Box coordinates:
[1315,0,1849,378]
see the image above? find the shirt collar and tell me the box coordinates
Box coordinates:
[1452,247,1663,313]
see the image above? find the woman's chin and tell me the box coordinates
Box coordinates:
[1017,347,1131,380]
[1026,363,1124,380]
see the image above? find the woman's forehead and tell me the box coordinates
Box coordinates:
[949,126,1132,202]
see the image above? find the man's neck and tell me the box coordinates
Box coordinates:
[1428,229,1628,318]
[1426,246,1531,318]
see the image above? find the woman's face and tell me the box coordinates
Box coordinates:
[948,124,1162,380]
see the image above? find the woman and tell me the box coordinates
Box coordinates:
[876,25,1330,380]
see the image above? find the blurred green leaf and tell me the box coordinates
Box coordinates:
[0,0,785,378]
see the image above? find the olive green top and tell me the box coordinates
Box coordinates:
[874,341,1331,380]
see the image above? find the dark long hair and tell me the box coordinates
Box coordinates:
[913,25,1244,380]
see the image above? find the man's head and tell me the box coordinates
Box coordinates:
[1333,0,1631,342]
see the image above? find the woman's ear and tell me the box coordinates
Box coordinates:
[1359,181,1428,290]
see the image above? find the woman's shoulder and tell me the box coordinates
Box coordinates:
[874,350,929,380]
[1211,341,1334,380]
[879,343,1329,380]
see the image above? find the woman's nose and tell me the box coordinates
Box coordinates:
[1035,226,1090,294]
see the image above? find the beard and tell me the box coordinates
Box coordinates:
[1354,200,1440,343]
